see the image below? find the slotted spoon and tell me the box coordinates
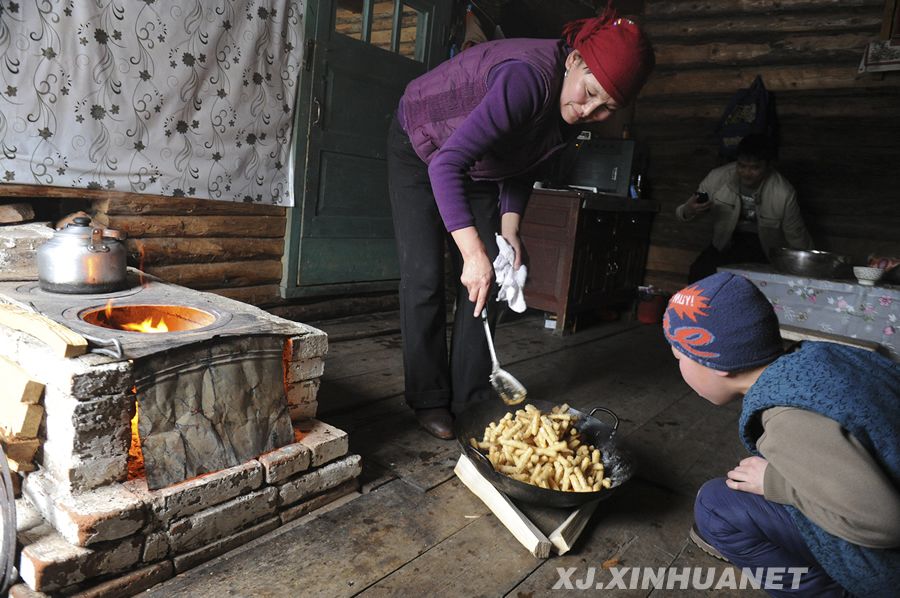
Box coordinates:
[481,308,527,405]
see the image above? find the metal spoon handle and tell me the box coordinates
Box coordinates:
[481,308,500,369]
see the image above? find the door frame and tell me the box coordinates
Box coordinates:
[281,0,451,299]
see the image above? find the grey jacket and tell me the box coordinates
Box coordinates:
[676,162,813,255]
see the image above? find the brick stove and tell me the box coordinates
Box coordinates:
[0,272,361,594]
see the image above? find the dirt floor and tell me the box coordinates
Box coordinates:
[143,310,766,597]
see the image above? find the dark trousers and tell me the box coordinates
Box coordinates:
[688,231,769,283]
[694,478,846,597]
[386,116,500,414]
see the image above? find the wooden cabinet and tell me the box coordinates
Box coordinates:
[520,189,657,333]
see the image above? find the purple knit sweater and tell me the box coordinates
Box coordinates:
[398,40,569,232]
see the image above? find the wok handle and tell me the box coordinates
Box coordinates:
[589,407,620,435]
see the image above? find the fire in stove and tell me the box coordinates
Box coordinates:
[82,301,216,333]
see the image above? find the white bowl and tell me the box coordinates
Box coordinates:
[853,266,884,286]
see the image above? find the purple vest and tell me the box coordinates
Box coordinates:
[399,38,568,181]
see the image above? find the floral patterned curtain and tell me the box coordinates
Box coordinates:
[0,0,304,206]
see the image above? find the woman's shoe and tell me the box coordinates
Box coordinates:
[414,407,454,440]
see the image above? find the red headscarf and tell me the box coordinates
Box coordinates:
[562,3,655,106]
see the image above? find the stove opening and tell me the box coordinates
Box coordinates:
[128,392,145,480]
[82,304,216,333]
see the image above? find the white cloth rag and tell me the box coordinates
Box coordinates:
[493,234,528,313]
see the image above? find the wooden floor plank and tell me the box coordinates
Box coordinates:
[350,408,462,492]
[358,511,543,597]
[144,478,490,598]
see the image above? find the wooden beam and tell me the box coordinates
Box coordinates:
[128,237,284,265]
[144,260,284,289]
[454,454,552,558]
[0,436,41,463]
[94,195,285,217]
[0,184,288,214]
[547,499,600,556]
[644,9,882,39]
[642,64,896,97]
[654,32,874,67]
[207,284,284,307]
[0,302,88,357]
[94,214,286,238]
[646,0,881,18]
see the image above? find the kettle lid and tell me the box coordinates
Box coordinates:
[53,216,95,239]
[55,216,127,241]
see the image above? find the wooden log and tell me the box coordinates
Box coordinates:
[0,303,88,357]
[207,284,284,307]
[127,237,284,265]
[0,356,45,404]
[642,64,895,97]
[5,456,36,473]
[0,184,287,212]
[93,196,285,217]
[453,454,552,559]
[654,32,874,67]
[93,214,286,238]
[0,203,35,224]
[635,118,900,149]
[546,499,600,556]
[144,260,284,289]
[0,403,43,438]
[645,0,882,18]
[644,10,882,39]
[637,89,900,121]
[0,436,41,463]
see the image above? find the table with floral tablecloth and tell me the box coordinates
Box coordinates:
[722,265,900,362]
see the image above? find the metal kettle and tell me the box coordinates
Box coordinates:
[37,216,128,294]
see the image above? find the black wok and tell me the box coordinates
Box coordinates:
[455,399,635,508]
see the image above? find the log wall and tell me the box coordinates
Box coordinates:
[92,195,288,306]
[635,0,900,291]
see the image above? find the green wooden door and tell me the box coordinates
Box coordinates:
[283,0,451,296]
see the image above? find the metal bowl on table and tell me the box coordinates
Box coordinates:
[770,248,852,279]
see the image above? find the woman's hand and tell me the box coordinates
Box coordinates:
[500,212,525,269]
[451,227,494,316]
[726,456,768,495]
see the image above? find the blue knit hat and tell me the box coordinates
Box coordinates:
[663,272,783,372]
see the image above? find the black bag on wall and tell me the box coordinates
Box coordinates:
[715,75,778,160]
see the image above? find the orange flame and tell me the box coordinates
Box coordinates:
[121,316,170,333]
[104,299,114,319]
[127,387,145,480]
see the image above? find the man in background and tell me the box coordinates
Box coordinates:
[676,134,813,282]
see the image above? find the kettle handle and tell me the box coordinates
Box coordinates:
[89,228,110,253]
[102,228,127,241]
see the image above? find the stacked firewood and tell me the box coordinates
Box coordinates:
[0,355,45,497]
